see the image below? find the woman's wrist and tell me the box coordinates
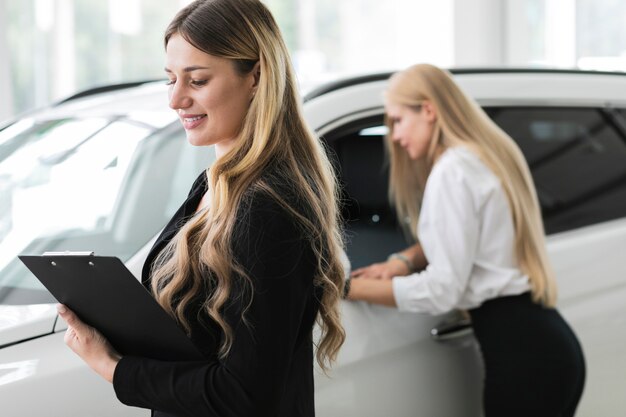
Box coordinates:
[342,277,396,307]
[342,277,352,299]
[98,353,121,384]
[387,253,413,273]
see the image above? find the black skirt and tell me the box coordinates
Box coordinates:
[468,292,586,417]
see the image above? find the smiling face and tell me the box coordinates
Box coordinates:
[165,34,257,154]
[385,101,436,160]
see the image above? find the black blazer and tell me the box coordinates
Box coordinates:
[112,171,320,417]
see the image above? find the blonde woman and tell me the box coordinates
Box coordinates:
[346,64,585,416]
[56,1,345,416]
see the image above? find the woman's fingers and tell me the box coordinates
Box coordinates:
[351,268,375,278]
[57,304,86,331]
[57,304,75,327]
[350,268,364,277]
[351,265,383,280]
[351,260,409,280]
[55,304,120,383]
[57,304,97,350]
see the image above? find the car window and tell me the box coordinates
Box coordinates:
[485,107,626,234]
[0,119,36,149]
[324,116,411,270]
[615,109,626,130]
[0,119,211,305]
[0,119,108,165]
[325,106,626,269]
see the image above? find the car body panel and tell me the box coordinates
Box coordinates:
[315,303,483,417]
[0,305,56,347]
[546,218,626,415]
[0,332,148,416]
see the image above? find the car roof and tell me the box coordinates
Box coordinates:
[304,68,626,110]
[303,68,626,102]
[10,68,626,129]
[12,81,175,128]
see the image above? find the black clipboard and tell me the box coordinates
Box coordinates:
[19,252,204,361]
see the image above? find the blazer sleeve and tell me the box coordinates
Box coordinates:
[112,192,316,417]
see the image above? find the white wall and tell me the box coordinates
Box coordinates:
[0,0,14,121]
[454,0,505,67]
[52,0,76,102]
[454,0,577,68]
[544,0,576,67]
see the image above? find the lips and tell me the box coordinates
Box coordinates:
[180,114,207,130]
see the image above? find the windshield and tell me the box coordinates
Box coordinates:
[0,114,213,305]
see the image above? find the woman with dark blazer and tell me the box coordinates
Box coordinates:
[56,1,346,416]
[345,64,586,417]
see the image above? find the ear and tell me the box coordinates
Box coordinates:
[422,100,437,123]
[250,61,261,95]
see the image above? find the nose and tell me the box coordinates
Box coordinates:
[168,83,192,111]
[391,129,402,143]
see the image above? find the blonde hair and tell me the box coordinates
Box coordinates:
[152,0,345,370]
[385,63,557,307]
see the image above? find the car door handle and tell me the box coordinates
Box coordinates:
[430,318,472,341]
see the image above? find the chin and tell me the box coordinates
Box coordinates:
[186,133,211,147]
[407,150,420,160]
[187,139,203,147]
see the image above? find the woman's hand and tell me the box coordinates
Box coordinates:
[344,276,397,307]
[56,304,121,383]
[350,258,410,280]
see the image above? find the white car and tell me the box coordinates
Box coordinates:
[1,69,625,416]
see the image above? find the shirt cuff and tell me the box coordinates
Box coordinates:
[392,274,422,313]
[392,272,453,315]
[112,356,139,406]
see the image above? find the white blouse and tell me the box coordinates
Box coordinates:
[392,146,530,315]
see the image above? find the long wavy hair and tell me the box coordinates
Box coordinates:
[151,0,345,370]
[385,64,557,307]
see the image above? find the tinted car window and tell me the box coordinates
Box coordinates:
[485,107,626,234]
[0,119,210,305]
[325,116,411,270]
[327,106,626,264]
[615,109,626,130]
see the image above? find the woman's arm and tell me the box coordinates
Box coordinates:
[346,240,428,305]
[348,154,483,315]
[346,279,396,307]
[387,160,480,315]
[400,243,428,271]
[350,242,427,280]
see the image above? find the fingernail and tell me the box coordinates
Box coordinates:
[57,304,67,314]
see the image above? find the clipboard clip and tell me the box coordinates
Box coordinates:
[42,251,96,267]
[42,251,95,256]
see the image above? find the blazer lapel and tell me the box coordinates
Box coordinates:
[141,171,208,286]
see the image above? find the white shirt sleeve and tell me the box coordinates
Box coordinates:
[392,158,480,315]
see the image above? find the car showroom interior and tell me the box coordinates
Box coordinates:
[1,1,625,416]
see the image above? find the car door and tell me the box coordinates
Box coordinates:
[307,84,484,417]
[307,77,626,416]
